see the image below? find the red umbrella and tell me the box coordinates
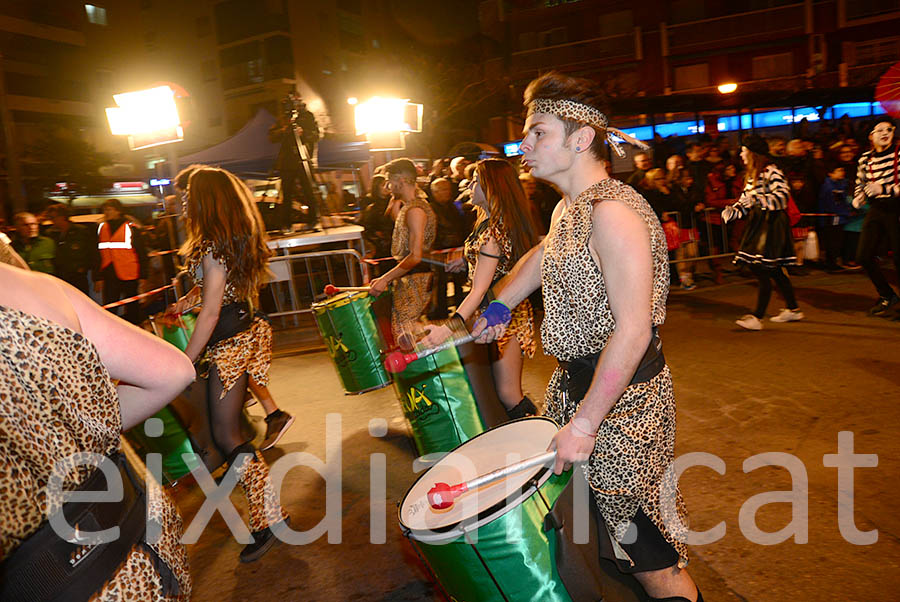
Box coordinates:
[875,61,900,118]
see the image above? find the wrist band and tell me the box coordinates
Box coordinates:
[482,300,512,327]
[570,418,598,438]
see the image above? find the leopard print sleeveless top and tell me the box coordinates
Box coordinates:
[540,178,669,361]
[391,194,436,261]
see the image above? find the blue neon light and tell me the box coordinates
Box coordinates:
[717,103,884,132]
[503,141,522,156]
[150,178,171,186]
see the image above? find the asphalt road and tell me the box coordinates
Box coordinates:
[174,267,900,602]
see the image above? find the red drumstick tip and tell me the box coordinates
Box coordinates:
[427,482,468,509]
[324,284,338,296]
[384,351,410,373]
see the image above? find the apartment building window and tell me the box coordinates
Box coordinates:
[338,14,364,53]
[669,0,704,24]
[201,59,218,82]
[196,16,211,37]
[854,37,900,66]
[540,27,567,47]
[518,31,538,51]
[752,52,794,79]
[338,0,362,14]
[599,9,633,37]
[85,4,107,25]
[845,0,900,22]
[674,63,709,90]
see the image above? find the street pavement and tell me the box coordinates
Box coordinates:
[174,267,900,601]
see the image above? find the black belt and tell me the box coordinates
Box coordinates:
[0,453,147,602]
[557,327,665,405]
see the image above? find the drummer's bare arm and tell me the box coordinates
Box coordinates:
[183,255,227,363]
[56,270,195,431]
[550,202,653,474]
[369,207,426,296]
[422,238,499,347]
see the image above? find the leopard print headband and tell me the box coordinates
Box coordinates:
[527,98,649,158]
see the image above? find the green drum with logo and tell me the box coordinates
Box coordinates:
[126,314,200,484]
[313,291,392,394]
[399,417,573,601]
[391,345,486,456]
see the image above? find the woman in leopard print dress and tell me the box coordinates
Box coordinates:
[0,264,195,600]
[422,158,541,418]
[474,72,702,602]
[174,167,288,563]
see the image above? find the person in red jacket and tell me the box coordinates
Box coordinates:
[95,198,148,324]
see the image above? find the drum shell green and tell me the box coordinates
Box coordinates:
[413,472,573,602]
[313,292,391,394]
[391,346,486,456]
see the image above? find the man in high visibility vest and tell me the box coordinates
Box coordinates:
[95,198,148,324]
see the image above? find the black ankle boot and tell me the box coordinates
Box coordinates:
[649,590,703,602]
[240,516,290,563]
[506,396,537,420]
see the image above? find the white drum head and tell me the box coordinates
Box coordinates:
[398,417,559,543]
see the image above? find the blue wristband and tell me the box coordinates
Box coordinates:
[482,300,512,327]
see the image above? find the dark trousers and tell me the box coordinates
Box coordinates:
[749,263,798,318]
[856,202,900,299]
[101,270,143,325]
[822,223,845,268]
[58,271,89,295]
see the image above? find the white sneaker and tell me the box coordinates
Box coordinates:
[735,314,763,330]
[770,308,805,323]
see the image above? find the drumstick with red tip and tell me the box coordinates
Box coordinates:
[324,284,371,296]
[427,451,557,510]
[384,331,476,373]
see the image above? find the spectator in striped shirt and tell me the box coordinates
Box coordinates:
[721,135,803,330]
[852,117,900,316]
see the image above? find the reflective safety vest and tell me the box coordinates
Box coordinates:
[97,221,139,280]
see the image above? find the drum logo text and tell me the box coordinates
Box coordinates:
[326,333,356,367]
[403,384,436,417]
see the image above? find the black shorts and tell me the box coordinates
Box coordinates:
[592,501,680,574]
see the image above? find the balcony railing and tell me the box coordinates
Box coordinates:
[510,31,636,74]
[666,4,806,53]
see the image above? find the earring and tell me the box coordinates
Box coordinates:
[575,146,581,151]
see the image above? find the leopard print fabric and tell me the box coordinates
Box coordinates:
[187,241,272,398]
[236,451,289,532]
[205,317,272,399]
[464,214,535,358]
[539,179,689,567]
[0,306,191,600]
[390,193,437,337]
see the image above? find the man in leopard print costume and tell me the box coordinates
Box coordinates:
[474,72,702,602]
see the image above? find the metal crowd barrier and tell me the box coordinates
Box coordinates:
[265,248,367,321]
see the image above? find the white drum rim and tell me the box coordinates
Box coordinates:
[398,416,560,543]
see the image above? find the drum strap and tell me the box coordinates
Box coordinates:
[558,327,664,405]
[0,453,149,602]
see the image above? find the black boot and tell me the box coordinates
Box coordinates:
[649,590,703,602]
[506,396,537,420]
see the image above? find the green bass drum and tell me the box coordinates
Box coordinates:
[391,345,486,456]
[313,291,391,394]
[399,417,573,601]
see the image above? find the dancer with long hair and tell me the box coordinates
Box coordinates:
[173,167,289,562]
[721,135,803,330]
[422,158,541,418]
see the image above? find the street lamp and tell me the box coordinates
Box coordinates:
[718,82,738,94]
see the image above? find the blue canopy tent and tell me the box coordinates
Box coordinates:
[178,109,280,176]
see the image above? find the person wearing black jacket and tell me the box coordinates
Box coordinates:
[46,203,98,294]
